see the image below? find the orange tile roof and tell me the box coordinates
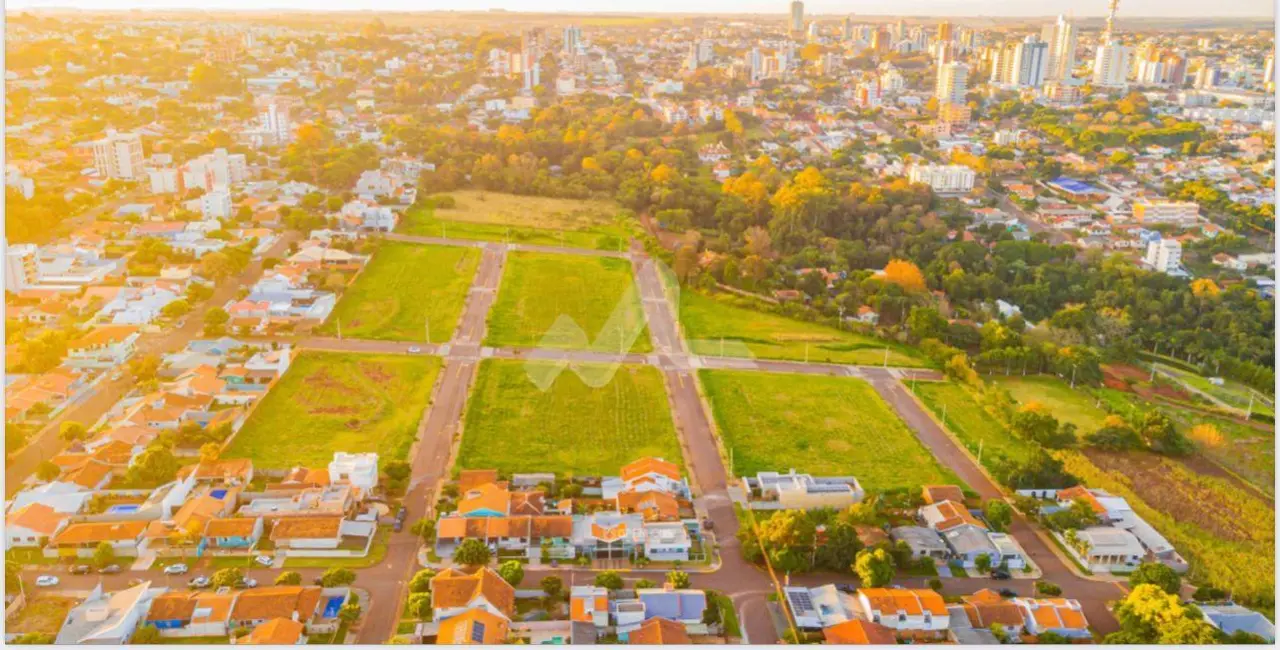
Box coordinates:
[52,520,147,545]
[628,617,690,645]
[435,516,572,541]
[90,440,138,466]
[192,593,236,624]
[269,516,342,541]
[69,325,139,350]
[822,619,898,645]
[591,522,629,543]
[178,458,253,482]
[65,460,114,489]
[858,589,948,617]
[457,483,510,516]
[457,469,500,493]
[173,495,228,529]
[1021,599,1088,631]
[147,592,200,622]
[230,586,323,622]
[204,517,259,538]
[929,500,987,532]
[620,457,680,483]
[430,568,515,618]
[922,485,965,505]
[5,503,67,536]
[509,491,545,516]
[570,593,609,623]
[436,607,509,645]
[616,489,680,521]
[243,617,306,644]
[1056,486,1106,515]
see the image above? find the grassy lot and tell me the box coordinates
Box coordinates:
[1160,366,1274,418]
[989,375,1110,432]
[458,359,681,476]
[285,527,391,568]
[318,242,479,342]
[400,191,631,251]
[224,352,441,469]
[700,370,959,490]
[679,290,926,367]
[485,252,651,353]
[7,595,77,636]
[915,381,1035,466]
[6,548,58,566]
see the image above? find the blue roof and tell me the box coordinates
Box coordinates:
[1049,177,1101,195]
[638,591,706,621]
[1201,605,1276,641]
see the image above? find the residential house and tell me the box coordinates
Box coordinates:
[241,617,307,644]
[66,325,140,369]
[614,588,707,630]
[626,617,690,645]
[921,485,965,505]
[1054,486,1184,570]
[601,457,689,500]
[269,516,375,552]
[199,517,265,554]
[1199,604,1276,642]
[1011,598,1091,639]
[1069,526,1145,572]
[328,452,378,494]
[855,588,949,632]
[435,608,510,645]
[744,470,864,510]
[957,589,1026,636]
[228,586,348,634]
[430,567,516,623]
[48,520,149,558]
[890,526,949,560]
[434,515,575,559]
[145,591,236,638]
[569,586,610,629]
[785,585,857,629]
[642,522,693,562]
[55,581,159,645]
[5,502,69,549]
[822,619,898,645]
[178,459,254,486]
[919,500,999,569]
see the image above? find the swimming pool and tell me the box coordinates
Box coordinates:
[322,596,345,618]
[209,489,228,499]
[106,505,140,514]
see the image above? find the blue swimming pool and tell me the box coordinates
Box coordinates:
[106,505,139,514]
[209,489,228,499]
[322,596,344,618]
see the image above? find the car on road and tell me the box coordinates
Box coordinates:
[254,555,274,567]
[702,518,714,531]
[99,565,122,574]
[989,569,1012,580]
[69,565,92,575]
[394,506,408,531]
[110,372,123,381]
[164,563,189,575]
[998,588,1018,598]
[236,577,259,589]
[407,346,422,354]
[188,576,210,588]
[35,575,59,587]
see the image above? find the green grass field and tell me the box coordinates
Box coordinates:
[679,291,926,367]
[700,370,958,490]
[224,352,441,468]
[486,251,651,353]
[318,242,479,342]
[990,375,1109,432]
[458,359,681,476]
[915,381,1035,466]
[400,190,632,251]
[1160,366,1275,418]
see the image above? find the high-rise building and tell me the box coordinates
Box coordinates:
[790,1,804,35]
[1043,15,1077,81]
[1194,64,1219,89]
[1144,238,1182,274]
[935,61,968,104]
[936,20,953,44]
[261,98,293,145]
[4,241,39,293]
[871,28,890,54]
[1265,51,1275,87]
[562,25,582,54]
[1093,42,1131,87]
[992,36,1048,87]
[697,39,714,63]
[806,21,820,42]
[841,16,854,41]
[747,48,764,82]
[90,130,144,180]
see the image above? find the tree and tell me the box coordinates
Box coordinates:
[406,592,433,621]
[1011,404,1072,448]
[974,553,992,574]
[93,541,116,568]
[1129,562,1181,596]
[1106,584,1220,644]
[540,575,564,600]
[452,539,492,567]
[1034,580,1062,596]
[35,460,61,483]
[594,571,624,591]
[211,568,244,589]
[320,567,357,587]
[59,421,87,443]
[666,570,691,589]
[127,446,181,487]
[410,518,436,544]
[983,500,1013,533]
[409,569,436,593]
[131,625,162,644]
[907,307,949,342]
[853,548,894,588]
[384,460,411,483]
[752,509,817,573]
[203,307,230,335]
[199,252,236,281]
[883,259,926,293]
[1138,411,1189,455]
[128,354,162,381]
[275,571,302,586]
[12,633,56,645]
[198,443,221,464]
[634,579,657,589]
[338,602,361,624]
[497,560,524,587]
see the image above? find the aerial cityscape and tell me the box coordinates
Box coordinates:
[1,1,1275,645]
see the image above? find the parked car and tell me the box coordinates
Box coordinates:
[254,555,274,567]
[188,576,210,588]
[236,578,259,589]
[702,518,714,531]
[394,506,408,531]
[834,583,858,594]
[69,565,92,575]
[990,569,1012,580]
[407,346,422,354]
[98,565,122,575]
[163,563,189,575]
[998,588,1018,598]
[35,576,59,587]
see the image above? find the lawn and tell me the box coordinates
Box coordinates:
[699,370,958,490]
[679,290,926,367]
[224,352,441,469]
[485,251,651,353]
[989,375,1110,432]
[400,190,632,251]
[914,381,1034,466]
[7,595,77,636]
[285,527,390,568]
[1160,366,1274,418]
[458,359,682,476]
[318,242,479,342]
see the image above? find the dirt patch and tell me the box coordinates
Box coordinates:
[359,362,394,385]
[1083,449,1270,540]
[311,405,358,415]
[1104,363,1148,382]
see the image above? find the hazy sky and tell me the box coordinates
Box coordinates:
[6,0,1275,16]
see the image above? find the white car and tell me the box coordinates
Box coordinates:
[407,346,422,353]
[163,563,189,575]
[35,575,59,587]
[254,555,274,567]
[188,576,210,589]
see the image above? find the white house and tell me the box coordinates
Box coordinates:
[328,452,378,493]
[856,588,949,631]
[642,522,691,562]
[66,326,140,369]
[785,585,857,629]
[4,502,68,549]
[55,582,159,645]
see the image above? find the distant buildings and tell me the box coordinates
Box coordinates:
[934,61,968,104]
[1145,238,1184,274]
[1093,42,1131,88]
[91,130,145,180]
[909,164,976,194]
[1042,15,1078,81]
[789,0,804,35]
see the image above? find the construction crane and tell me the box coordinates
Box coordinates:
[1103,0,1121,43]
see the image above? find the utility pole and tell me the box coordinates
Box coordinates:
[1070,365,1077,389]
[883,346,889,368]
[425,316,431,344]
[337,318,342,340]
[837,306,845,330]
[942,403,948,427]
[977,438,984,465]
[1246,394,1255,420]
[1149,361,1157,383]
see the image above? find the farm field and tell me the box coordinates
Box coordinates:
[399,190,631,251]
[224,352,441,469]
[680,290,926,367]
[989,375,1109,433]
[1159,365,1275,418]
[318,242,479,342]
[700,370,959,490]
[485,251,651,353]
[458,359,681,476]
[914,381,1035,466]
[1055,448,1275,607]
